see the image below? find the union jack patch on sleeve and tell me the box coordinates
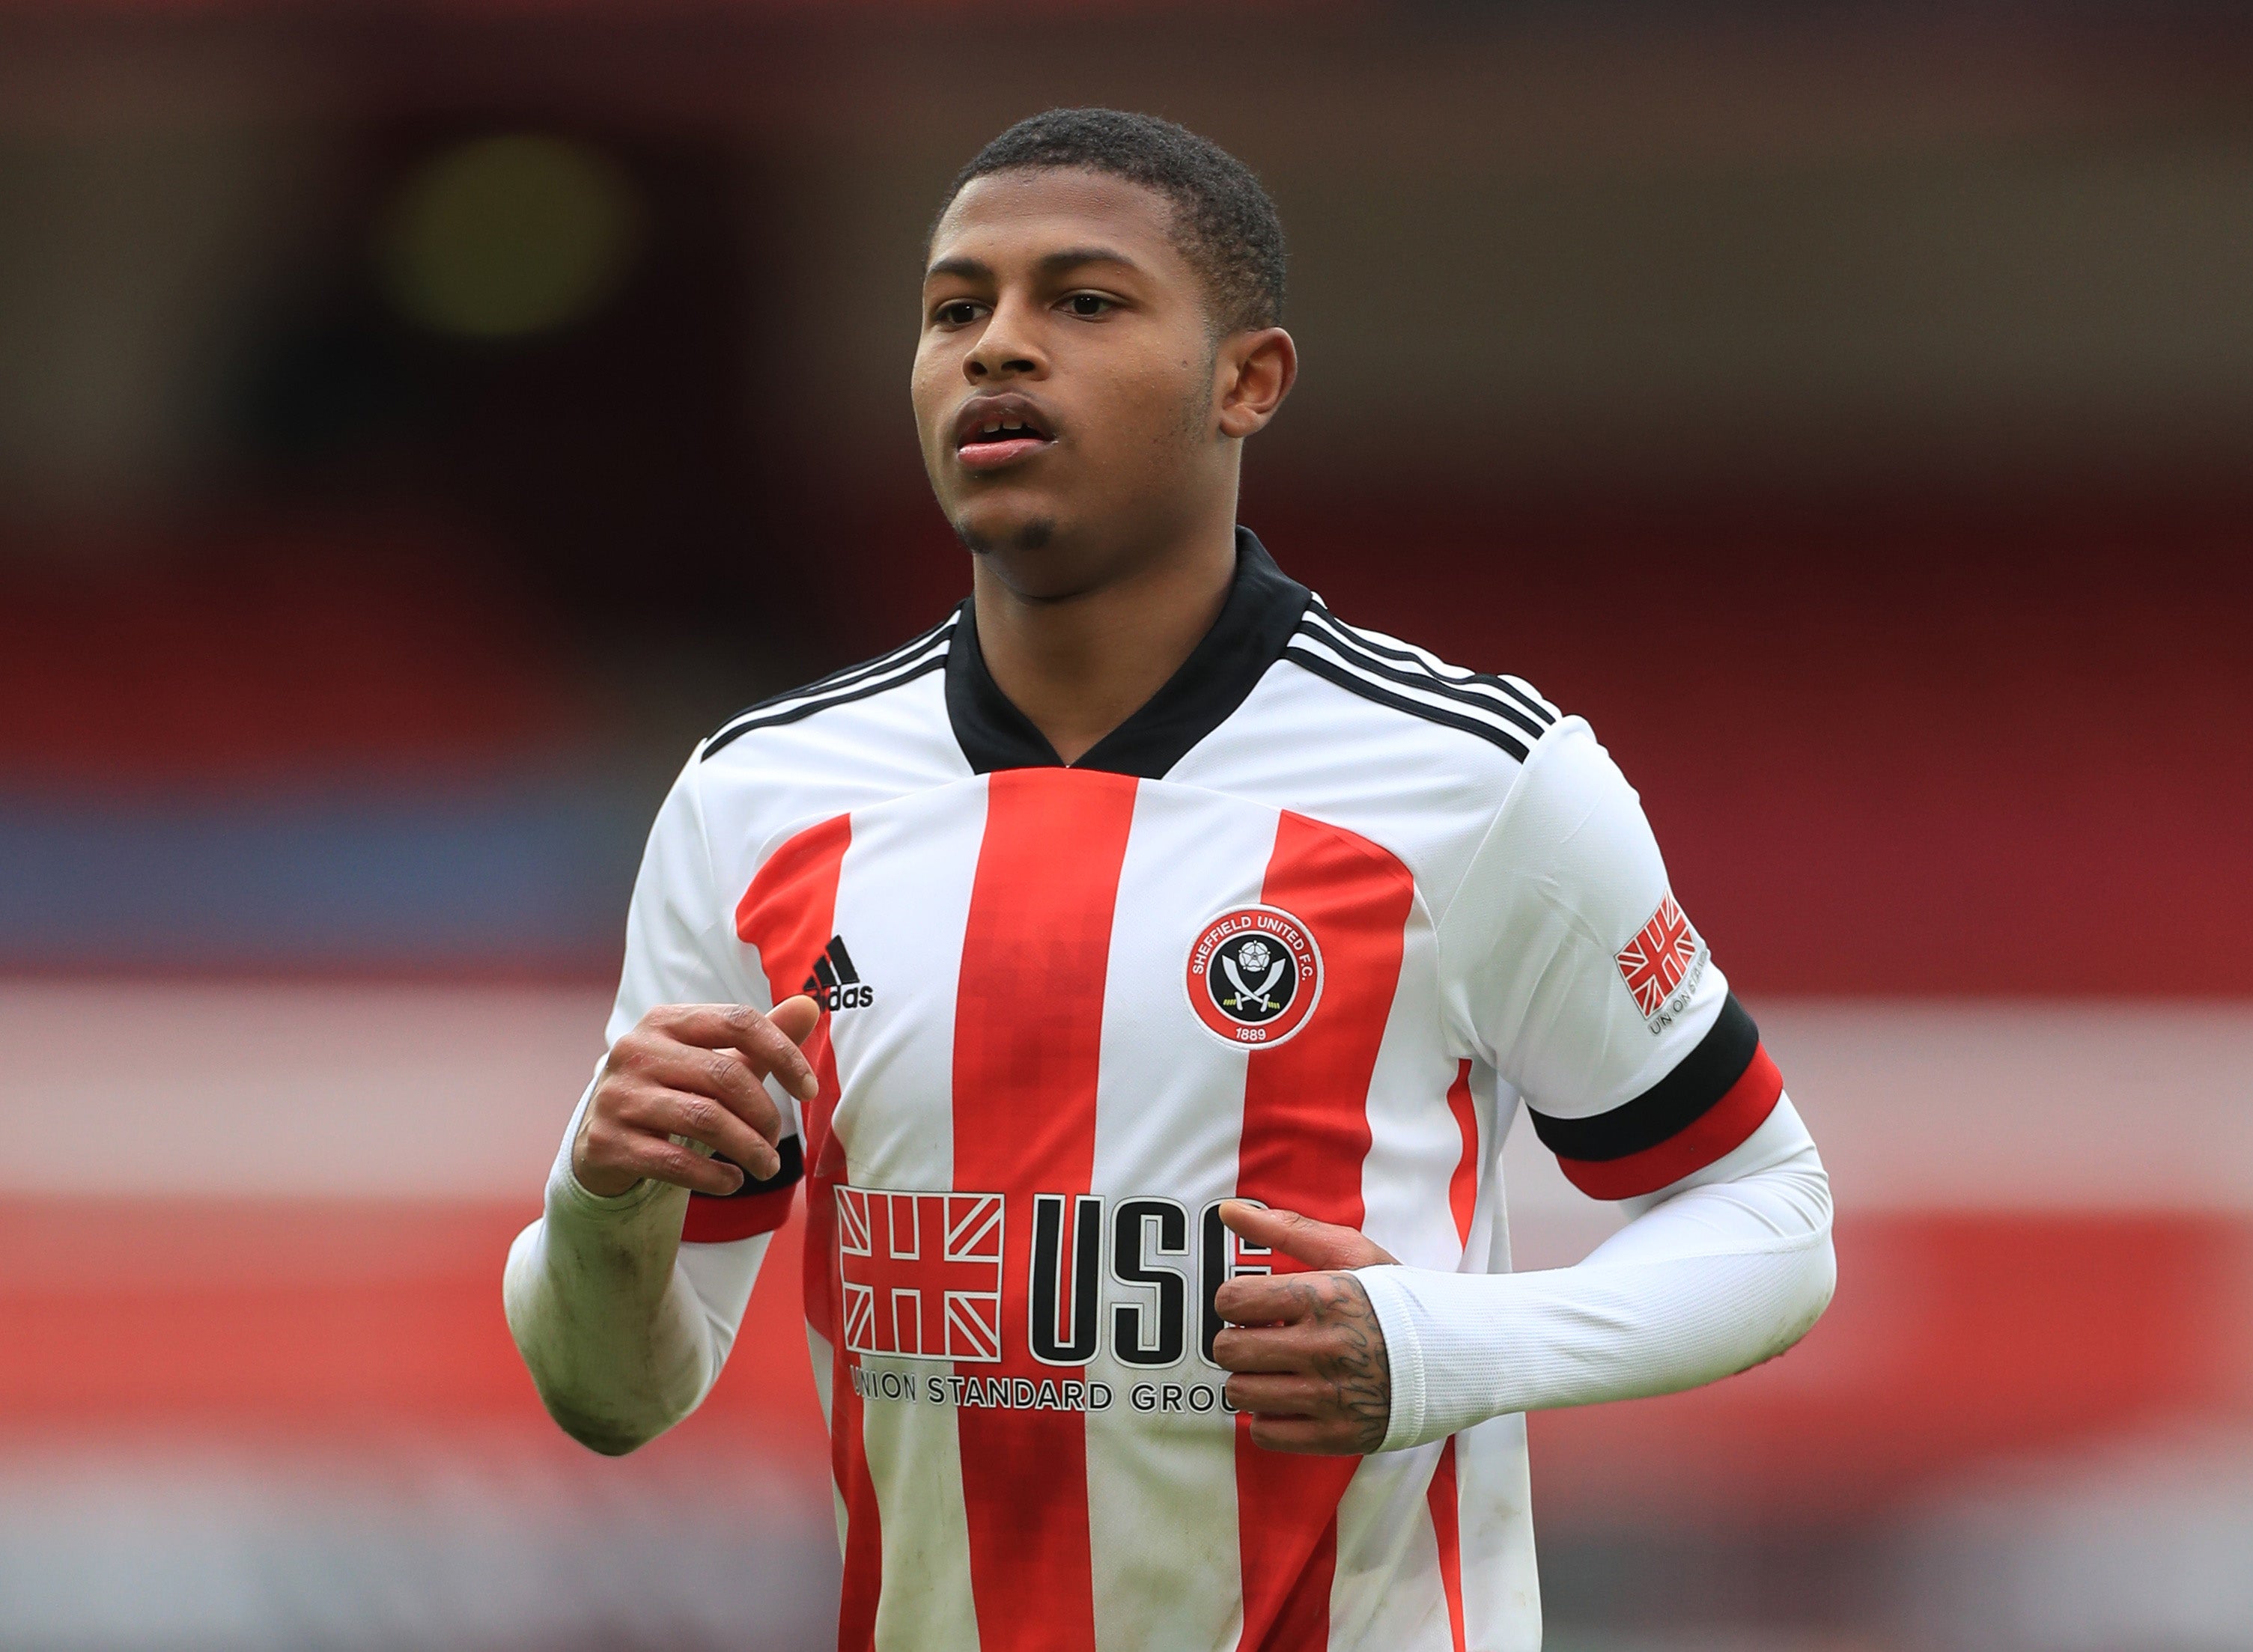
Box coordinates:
[1616,891,1708,1026]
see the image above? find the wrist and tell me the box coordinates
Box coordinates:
[571,1153,641,1200]
[1354,1265,1431,1452]
[553,1155,666,1219]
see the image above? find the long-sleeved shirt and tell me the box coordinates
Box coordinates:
[507,531,1835,1651]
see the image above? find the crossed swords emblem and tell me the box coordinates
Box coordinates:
[1218,945,1289,1014]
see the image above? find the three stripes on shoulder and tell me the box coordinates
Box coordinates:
[703,602,1557,766]
[705,616,961,759]
[1284,605,1557,761]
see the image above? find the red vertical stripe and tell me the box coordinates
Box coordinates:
[1426,1439,1468,1652]
[1421,1063,1478,1652]
[951,769,1138,1652]
[732,814,879,1652]
[1428,1062,1478,1652]
[1444,1059,1479,1252]
[1233,811,1416,1652]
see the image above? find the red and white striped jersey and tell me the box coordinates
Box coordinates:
[579,531,1787,1651]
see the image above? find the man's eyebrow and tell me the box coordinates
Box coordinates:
[1035,246,1143,277]
[924,254,992,284]
[922,246,1146,284]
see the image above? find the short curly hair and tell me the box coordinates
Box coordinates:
[937,108,1286,334]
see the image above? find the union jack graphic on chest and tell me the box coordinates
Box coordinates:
[838,1188,1005,1362]
[1616,891,1706,1020]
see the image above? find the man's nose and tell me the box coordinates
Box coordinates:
[964,294,1045,381]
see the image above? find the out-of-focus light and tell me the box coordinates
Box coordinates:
[379,134,642,341]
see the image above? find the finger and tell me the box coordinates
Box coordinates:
[1222,1372,1329,1417]
[619,1085,781,1181]
[1210,1324,1322,1374]
[1215,1274,1311,1328]
[768,993,821,1046]
[621,1135,747,1197]
[1244,1415,1357,1456]
[1219,1200,1398,1271]
[581,1124,745,1198]
[629,1044,785,1146]
[655,1005,820,1101]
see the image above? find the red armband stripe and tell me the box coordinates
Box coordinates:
[683,1180,799,1243]
[1553,1043,1784,1200]
[682,1133,805,1244]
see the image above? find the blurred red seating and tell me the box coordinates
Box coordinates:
[0,515,586,787]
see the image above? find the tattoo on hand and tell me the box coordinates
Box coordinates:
[1279,1271,1392,1454]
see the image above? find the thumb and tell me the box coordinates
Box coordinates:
[769,993,821,1046]
[1219,1200,1398,1272]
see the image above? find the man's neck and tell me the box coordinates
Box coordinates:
[970,517,1238,766]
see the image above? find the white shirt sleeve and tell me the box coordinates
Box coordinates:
[1358,1097,1834,1450]
[1358,716,1837,1452]
[502,750,795,1454]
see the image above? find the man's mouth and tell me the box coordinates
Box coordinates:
[953,399,1055,473]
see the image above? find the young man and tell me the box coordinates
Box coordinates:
[505,109,1834,1652]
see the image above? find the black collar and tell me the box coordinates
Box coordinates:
[946,526,1311,778]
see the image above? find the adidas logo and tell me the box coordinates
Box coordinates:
[803,935,874,1013]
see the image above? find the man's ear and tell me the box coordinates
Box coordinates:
[1215,327,1298,440]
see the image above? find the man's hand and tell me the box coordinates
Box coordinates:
[571,999,822,1199]
[1211,1201,1398,1456]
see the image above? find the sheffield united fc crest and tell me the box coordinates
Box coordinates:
[1185,905,1322,1046]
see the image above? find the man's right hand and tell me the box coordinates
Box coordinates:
[571,998,823,1199]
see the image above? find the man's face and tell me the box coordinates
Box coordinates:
[913,168,1225,593]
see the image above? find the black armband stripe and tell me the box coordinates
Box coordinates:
[712,1130,803,1197]
[1528,993,1761,1163]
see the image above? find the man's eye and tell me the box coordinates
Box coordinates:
[936,301,982,326]
[1066,293,1113,317]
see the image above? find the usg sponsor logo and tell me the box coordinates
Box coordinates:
[845,1366,1241,1418]
[836,1186,1275,1376]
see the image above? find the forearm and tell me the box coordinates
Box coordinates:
[1358,1097,1834,1452]
[503,1153,735,1456]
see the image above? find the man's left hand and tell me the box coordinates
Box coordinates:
[1211,1201,1397,1456]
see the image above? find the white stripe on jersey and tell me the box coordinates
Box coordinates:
[826,776,985,1186]
[1356,903,1463,1276]
[809,1322,846,1555]
[1455,1186,1540,1651]
[677,1231,767,1366]
[1331,1445,1458,1652]
[863,1398,978,1652]
[830,781,988,1652]
[1459,1062,1509,1275]
[1456,1413,1542,1652]
[808,1323,836,1441]
[1082,783,1276,1651]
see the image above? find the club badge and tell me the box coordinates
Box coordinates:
[1185,905,1322,1047]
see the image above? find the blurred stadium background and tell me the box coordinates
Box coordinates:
[3,5,2250,1649]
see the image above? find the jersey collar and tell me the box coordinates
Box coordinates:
[946,526,1311,779]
